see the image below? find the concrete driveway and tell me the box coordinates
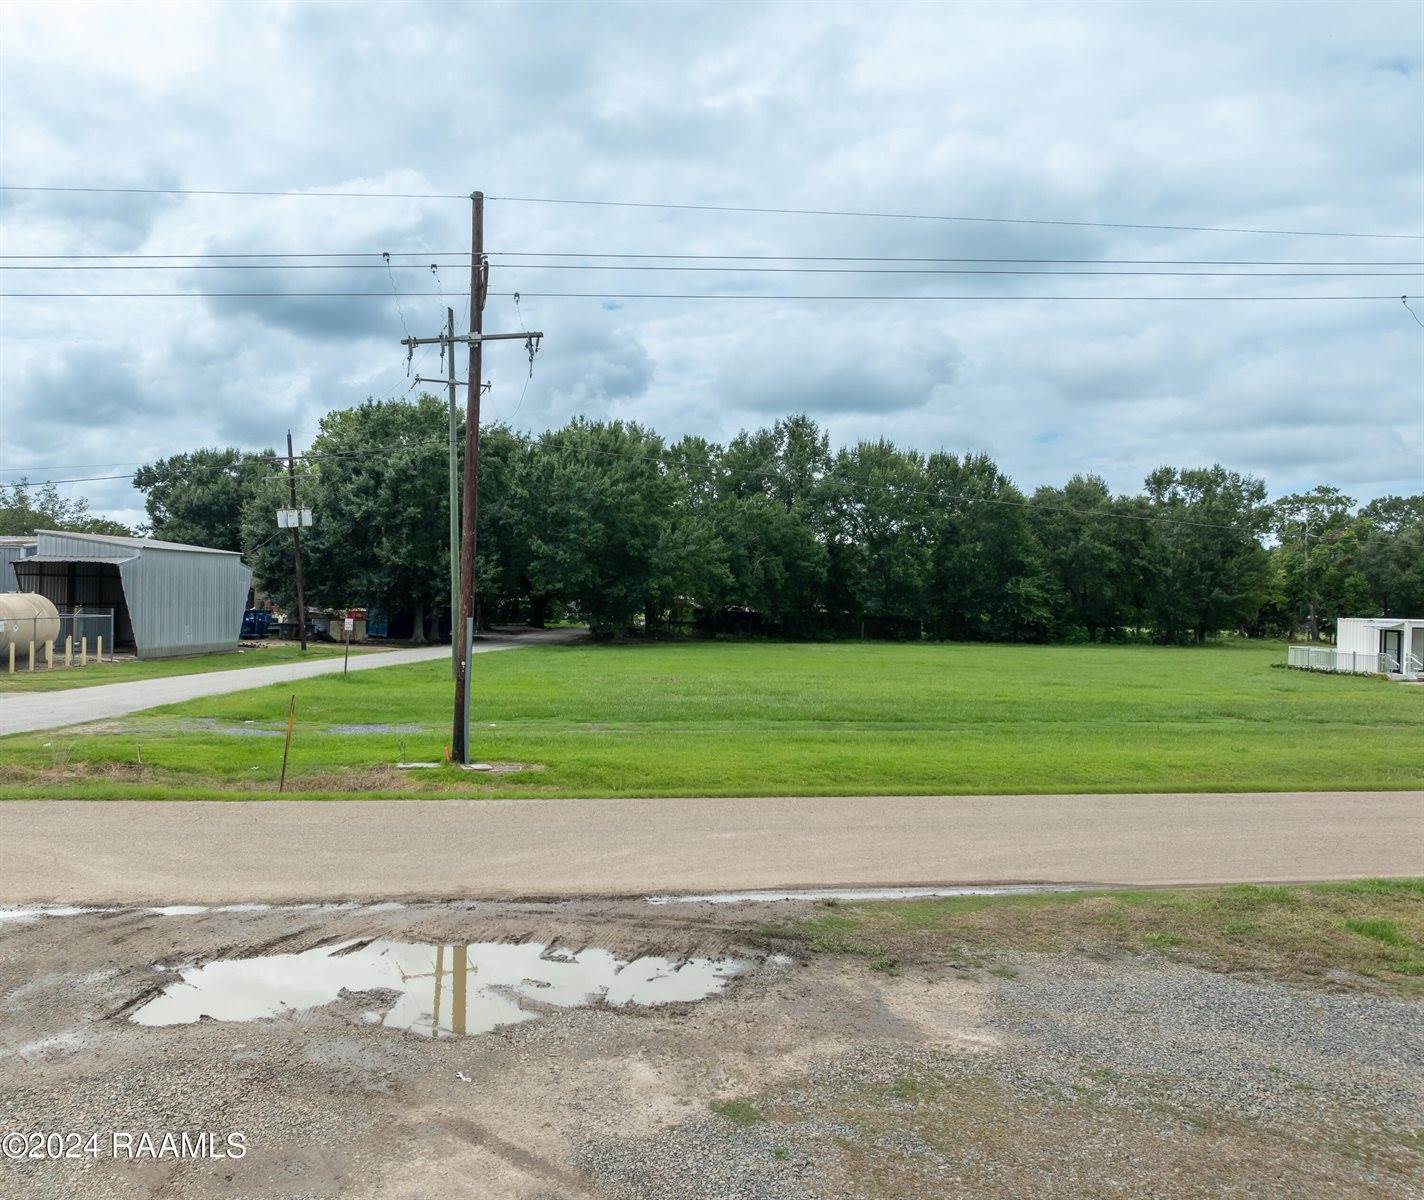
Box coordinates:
[0,629,580,736]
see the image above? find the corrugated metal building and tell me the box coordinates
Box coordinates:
[10,530,253,658]
[0,537,35,591]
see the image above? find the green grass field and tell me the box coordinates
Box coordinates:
[0,640,367,693]
[2,639,1419,800]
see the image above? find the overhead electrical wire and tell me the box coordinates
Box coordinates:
[1,182,1419,239]
[2,262,1419,277]
[4,291,1417,301]
[4,251,1419,266]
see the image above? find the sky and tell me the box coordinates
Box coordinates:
[1,0,1421,531]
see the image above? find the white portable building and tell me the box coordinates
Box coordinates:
[1288,617,1424,680]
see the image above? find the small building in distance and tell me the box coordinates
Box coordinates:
[9,530,252,659]
[1287,616,1424,681]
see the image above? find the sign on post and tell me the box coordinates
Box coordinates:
[276,508,313,529]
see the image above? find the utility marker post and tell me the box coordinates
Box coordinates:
[399,191,543,764]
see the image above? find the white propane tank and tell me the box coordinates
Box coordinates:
[0,593,61,651]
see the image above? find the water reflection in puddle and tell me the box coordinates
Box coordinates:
[131,941,748,1037]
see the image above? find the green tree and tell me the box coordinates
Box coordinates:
[824,440,931,638]
[713,417,831,634]
[1029,475,1138,639]
[0,479,131,537]
[924,453,1058,641]
[518,419,672,638]
[241,396,454,638]
[134,447,275,551]
[1355,494,1424,618]
[1143,466,1272,642]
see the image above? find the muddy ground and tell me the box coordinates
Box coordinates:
[1,898,1420,1199]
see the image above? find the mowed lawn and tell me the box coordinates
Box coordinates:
[2,639,1420,800]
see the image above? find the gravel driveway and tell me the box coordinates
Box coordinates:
[0,897,1418,1199]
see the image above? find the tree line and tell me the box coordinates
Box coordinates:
[14,395,1416,642]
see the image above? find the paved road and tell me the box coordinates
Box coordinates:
[1,790,1418,905]
[0,630,580,737]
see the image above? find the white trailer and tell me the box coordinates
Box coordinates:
[1288,617,1424,679]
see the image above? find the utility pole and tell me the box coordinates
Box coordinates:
[458,192,485,765]
[410,308,465,676]
[285,431,309,652]
[444,306,460,675]
[399,192,543,763]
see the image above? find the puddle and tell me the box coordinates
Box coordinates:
[647,884,1087,905]
[130,940,748,1037]
[0,906,98,923]
[326,723,427,735]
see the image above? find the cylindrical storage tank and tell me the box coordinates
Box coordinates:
[0,593,61,650]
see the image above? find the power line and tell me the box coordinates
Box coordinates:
[0,184,467,199]
[5,251,1419,266]
[4,291,1417,301]
[2,182,1418,239]
[4,262,1418,277]
[484,194,1423,241]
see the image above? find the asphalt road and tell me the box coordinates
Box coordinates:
[1,790,1418,905]
[0,630,579,736]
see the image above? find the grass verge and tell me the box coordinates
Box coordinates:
[756,880,1424,995]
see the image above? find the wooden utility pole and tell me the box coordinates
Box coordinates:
[399,192,543,763]
[285,431,309,652]
[456,192,485,763]
[445,306,460,674]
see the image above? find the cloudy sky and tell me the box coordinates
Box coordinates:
[1,0,1420,530]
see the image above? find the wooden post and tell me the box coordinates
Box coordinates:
[46,640,54,670]
[81,636,88,666]
[28,640,35,672]
[65,635,72,667]
[7,643,13,674]
[278,694,296,792]
[97,635,103,662]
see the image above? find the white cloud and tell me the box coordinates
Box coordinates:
[1,0,1420,526]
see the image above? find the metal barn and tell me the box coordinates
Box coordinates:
[0,537,36,591]
[9,530,252,659]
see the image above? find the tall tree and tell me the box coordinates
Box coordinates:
[924,453,1058,641]
[1143,466,1272,642]
[1030,475,1134,639]
[1271,485,1365,639]
[519,419,672,638]
[0,479,131,538]
[134,447,274,551]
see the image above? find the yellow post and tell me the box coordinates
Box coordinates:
[65,635,72,667]
[28,641,35,672]
[97,635,104,662]
[80,636,88,666]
